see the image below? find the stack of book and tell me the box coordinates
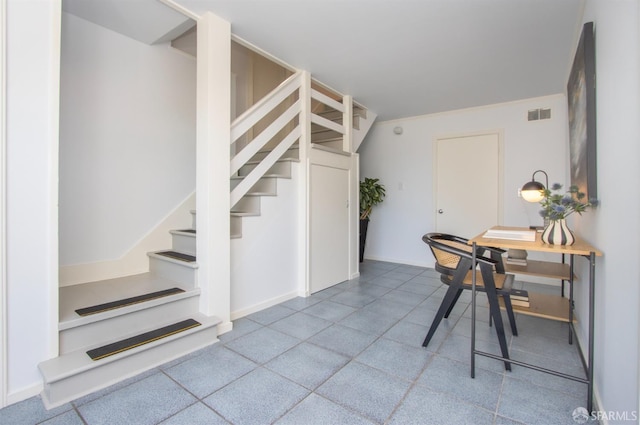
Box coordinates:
[505,248,528,266]
[509,288,530,308]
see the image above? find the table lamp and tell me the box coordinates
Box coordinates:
[521,170,548,202]
[521,169,549,229]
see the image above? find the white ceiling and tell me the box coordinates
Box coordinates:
[63,0,585,121]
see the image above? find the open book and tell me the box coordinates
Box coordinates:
[482,228,536,242]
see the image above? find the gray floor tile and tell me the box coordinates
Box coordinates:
[279,295,323,311]
[437,333,508,374]
[388,385,495,425]
[393,265,428,275]
[362,298,415,320]
[316,361,411,423]
[498,376,585,425]
[308,324,378,357]
[330,290,377,308]
[382,319,431,348]
[0,396,72,425]
[356,338,431,381]
[339,308,399,335]
[217,317,262,343]
[159,402,230,425]
[77,372,196,425]
[417,355,503,411]
[381,288,429,307]
[203,368,309,425]
[452,316,517,343]
[347,282,392,298]
[164,346,257,398]
[72,368,160,407]
[381,270,419,282]
[275,393,376,425]
[397,280,441,296]
[269,311,332,339]
[506,349,586,395]
[303,300,357,322]
[265,342,349,390]
[225,326,300,364]
[367,275,407,289]
[308,285,344,300]
[41,410,85,425]
[245,304,297,325]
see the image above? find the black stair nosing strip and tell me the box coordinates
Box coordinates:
[86,318,201,361]
[155,251,196,263]
[75,287,186,317]
[175,229,196,234]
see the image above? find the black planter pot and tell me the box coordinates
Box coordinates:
[359,218,369,263]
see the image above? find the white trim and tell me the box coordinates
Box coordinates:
[230,291,298,320]
[157,0,199,21]
[48,0,62,361]
[6,382,42,406]
[0,0,7,409]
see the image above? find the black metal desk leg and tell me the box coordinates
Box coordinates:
[569,255,575,345]
[470,242,476,379]
[587,252,595,412]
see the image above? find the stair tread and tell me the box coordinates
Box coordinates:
[86,318,201,361]
[148,251,199,269]
[40,313,221,382]
[59,273,195,326]
[75,287,186,317]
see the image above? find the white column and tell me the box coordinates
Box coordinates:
[297,71,311,296]
[0,0,7,408]
[196,12,231,332]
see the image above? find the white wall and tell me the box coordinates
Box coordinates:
[359,94,569,267]
[6,0,60,402]
[577,0,640,417]
[59,12,196,267]
[230,165,299,318]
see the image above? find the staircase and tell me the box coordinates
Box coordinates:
[39,211,221,409]
[40,72,374,409]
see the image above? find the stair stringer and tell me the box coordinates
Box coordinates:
[230,163,301,319]
[353,109,377,153]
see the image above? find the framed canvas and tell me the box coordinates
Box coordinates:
[567,22,597,201]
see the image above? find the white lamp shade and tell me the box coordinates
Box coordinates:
[521,189,544,202]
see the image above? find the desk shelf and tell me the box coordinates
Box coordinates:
[498,292,576,323]
[505,259,574,281]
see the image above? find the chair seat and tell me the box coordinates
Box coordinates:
[441,270,514,290]
[461,270,514,290]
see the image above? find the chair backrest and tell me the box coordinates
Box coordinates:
[422,233,473,276]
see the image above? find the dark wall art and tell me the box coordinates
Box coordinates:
[567,21,597,201]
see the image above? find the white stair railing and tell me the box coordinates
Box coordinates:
[229,71,367,209]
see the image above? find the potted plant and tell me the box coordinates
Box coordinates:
[359,177,386,262]
[538,183,597,245]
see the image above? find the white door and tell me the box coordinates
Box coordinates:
[435,133,502,239]
[310,164,349,293]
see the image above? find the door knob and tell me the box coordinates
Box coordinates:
[438,209,444,214]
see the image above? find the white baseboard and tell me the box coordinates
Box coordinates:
[6,382,43,407]
[230,291,299,321]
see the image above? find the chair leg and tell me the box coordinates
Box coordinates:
[444,288,463,318]
[480,267,511,371]
[502,295,518,336]
[422,284,460,348]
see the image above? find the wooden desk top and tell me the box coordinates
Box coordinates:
[470,226,602,256]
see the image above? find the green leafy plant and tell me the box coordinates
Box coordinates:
[360,178,386,220]
[539,183,597,221]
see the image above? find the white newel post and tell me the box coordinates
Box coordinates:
[196,12,232,332]
[298,71,311,296]
[343,95,359,278]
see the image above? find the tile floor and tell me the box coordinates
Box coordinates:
[0,260,590,425]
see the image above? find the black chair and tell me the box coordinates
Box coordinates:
[421,232,517,370]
